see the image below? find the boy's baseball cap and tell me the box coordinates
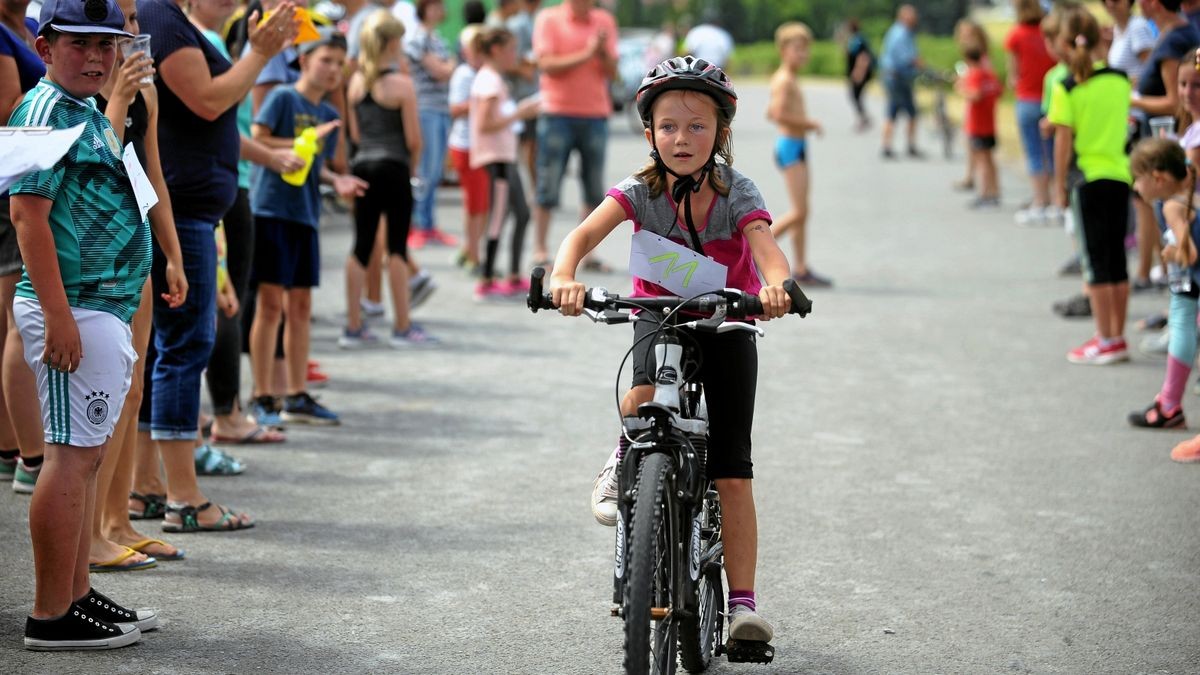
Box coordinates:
[289,27,346,68]
[39,0,133,38]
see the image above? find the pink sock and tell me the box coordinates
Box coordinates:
[1160,354,1192,412]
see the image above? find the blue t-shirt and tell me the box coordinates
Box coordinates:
[0,18,44,95]
[250,86,338,227]
[138,0,239,224]
[880,22,917,81]
[1137,24,1200,97]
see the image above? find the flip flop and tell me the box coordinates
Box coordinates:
[128,537,186,561]
[211,425,286,444]
[89,547,158,573]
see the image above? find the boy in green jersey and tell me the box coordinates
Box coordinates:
[8,0,164,651]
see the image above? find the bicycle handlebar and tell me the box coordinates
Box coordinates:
[526,267,813,320]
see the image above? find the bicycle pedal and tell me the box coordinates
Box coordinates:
[724,638,775,664]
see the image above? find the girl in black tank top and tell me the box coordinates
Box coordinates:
[342,11,436,347]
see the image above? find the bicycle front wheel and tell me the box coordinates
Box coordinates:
[623,452,679,675]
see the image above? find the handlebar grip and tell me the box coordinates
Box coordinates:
[782,278,813,317]
[527,267,556,313]
[742,295,764,317]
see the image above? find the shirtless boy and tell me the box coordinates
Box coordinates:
[767,22,830,287]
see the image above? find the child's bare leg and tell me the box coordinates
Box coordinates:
[1090,282,1117,339]
[366,218,386,306]
[31,443,103,618]
[1133,197,1158,282]
[981,149,999,199]
[619,385,655,417]
[4,309,43,463]
[284,288,312,395]
[715,477,758,592]
[249,284,284,399]
[388,254,413,333]
[1109,281,1129,338]
[785,163,810,275]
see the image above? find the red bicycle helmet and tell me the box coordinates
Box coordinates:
[635,55,738,128]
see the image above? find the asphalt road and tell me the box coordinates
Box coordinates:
[1,80,1198,674]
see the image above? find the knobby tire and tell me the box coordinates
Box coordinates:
[623,452,679,675]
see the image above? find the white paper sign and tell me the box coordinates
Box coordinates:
[629,229,728,296]
[122,143,157,222]
[0,124,86,193]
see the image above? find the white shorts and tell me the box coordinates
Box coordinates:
[14,297,135,448]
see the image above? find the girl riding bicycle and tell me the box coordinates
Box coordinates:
[549,56,793,643]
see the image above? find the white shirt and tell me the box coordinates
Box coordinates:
[1109,16,1156,85]
[390,0,419,38]
[683,24,734,68]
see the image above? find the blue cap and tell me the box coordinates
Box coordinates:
[39,0,133,38]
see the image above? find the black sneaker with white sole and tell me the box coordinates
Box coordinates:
[24,607,140,651]
[78,588,158,632]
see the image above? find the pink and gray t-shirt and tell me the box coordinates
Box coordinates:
[606,166,772,298]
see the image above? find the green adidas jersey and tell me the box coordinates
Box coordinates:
[1047,65,1132,185]
[8,79,151,323]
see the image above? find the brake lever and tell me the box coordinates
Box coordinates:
[584,309,632,324]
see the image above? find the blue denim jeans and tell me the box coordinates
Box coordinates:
[1016,99,1053,176]
[414,108,451,231]
[534,114,608,209]
[146,217,217,440]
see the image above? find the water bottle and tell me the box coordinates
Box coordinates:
[281,127,318,187]
[1164,229,1193,294]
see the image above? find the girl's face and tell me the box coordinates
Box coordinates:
[193,0,238,26]
[1179,60,1200,117]
[116,0,139,34]
[644,90,721,179]
[1134,170,1175,201]
[489,39,517,71]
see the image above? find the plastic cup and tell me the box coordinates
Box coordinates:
[1149,115,1175,140]
[120,34,153,85]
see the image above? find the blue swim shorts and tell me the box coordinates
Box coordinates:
[774,136,807,169]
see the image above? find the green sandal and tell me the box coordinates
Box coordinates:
[162,501,255,533]
[128,492,167,520]
[194,444,245,476]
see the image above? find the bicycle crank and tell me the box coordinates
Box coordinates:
[718,639,775,664]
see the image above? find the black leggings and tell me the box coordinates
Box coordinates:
[849,77,869,117]
[482,162,529,280]
[351,159,413,267]
[206,187,254,415]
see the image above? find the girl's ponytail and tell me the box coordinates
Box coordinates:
[1061,6,1100,83]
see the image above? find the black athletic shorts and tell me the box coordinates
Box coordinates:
[969,134,996,151]
[630,317,758,480]
[1075,179,1131,285]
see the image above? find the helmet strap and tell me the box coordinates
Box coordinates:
[651,140,717,255]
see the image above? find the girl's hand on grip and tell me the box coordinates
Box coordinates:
[550,277,586,316]
[758,284,789,320]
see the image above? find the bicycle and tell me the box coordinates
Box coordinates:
[527,268,812,674]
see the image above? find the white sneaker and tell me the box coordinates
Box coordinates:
[359,298,386,318]
[590,447,620,527]
[1042,204,1064,226]
[1014,206,1045,227]
[728,606,774,642]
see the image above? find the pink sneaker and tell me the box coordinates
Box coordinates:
[408,230,429,249]
[498,278,531,296]
[474,280,506,302]
[1067,336,1129,365]
[427,228,459,247]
